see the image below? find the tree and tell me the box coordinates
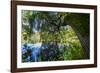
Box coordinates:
[22,10,90,61]
[64,13,90,58]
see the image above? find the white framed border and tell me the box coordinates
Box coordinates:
[17,5,94,68]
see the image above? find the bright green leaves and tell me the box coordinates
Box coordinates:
[59,26,86,60]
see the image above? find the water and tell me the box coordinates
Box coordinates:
[22,43,42,62]
[22,43,69,62]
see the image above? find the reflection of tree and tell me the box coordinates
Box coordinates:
[22,10,90,61]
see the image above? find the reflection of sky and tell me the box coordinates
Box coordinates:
[32,17,42,33]
[22,42,70,62]
[32,43,42,48]
[22,43,42,62]
[33,28,38,33]
[31,12,58,33]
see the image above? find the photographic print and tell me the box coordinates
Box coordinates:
[11,1,97,72]
[21,10,89,62]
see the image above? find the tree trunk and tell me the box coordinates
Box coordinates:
[71,25,90,59]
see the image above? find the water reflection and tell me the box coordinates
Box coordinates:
[22,43,69,62]
[22,43,42,62]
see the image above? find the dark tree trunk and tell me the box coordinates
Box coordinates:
[71,25,90,59]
